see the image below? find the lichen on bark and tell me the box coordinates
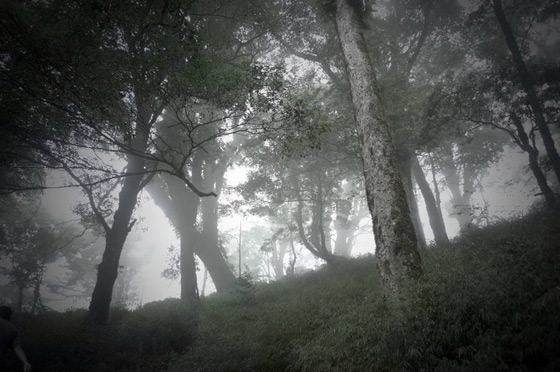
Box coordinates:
[333,0,422,294]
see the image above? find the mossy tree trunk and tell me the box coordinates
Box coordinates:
[334,0,422,292]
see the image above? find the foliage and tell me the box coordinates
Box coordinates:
[288,211,560,372]
[5,211,559,371]
[0,197,87,312]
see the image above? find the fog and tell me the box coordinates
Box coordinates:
[1,0,558,333]
[18,139,537,312]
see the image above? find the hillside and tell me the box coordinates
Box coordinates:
[4,211,560,372]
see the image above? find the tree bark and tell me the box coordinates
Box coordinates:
[411,156,449,246]
[334,0,422,292]
[87,81,161,324]
[88,153,145,324]
[493,0,560,185]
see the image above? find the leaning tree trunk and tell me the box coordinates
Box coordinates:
[493,0,560,186]
[199,159,237,290]
[396,150,427,253]
[411,156,449,246]
[193,230,237,291]
[334,0,422,292]
[88,153,146,324]
[87,86,161,324]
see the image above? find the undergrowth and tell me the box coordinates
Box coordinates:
[3,211,559,371]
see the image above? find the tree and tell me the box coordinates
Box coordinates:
[332,181,369,256]
[442,0,560,210]
[235,85,370,264]
[2,0,284,323]
[0,197,84,314]
[333,0,422,292]
[259,0,467,250]
[492,0,560,186]
[145,55,284,297]
[411,156,449,245]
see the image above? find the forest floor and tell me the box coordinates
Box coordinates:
[4,210,560,372]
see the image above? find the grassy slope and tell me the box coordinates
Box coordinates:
[4,211,560,372]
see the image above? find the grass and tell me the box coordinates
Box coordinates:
[4,211,560,371]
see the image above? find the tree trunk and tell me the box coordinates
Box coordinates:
[509,111,557,208]
[171,161,202,301]
[179,227,199,300]
[31,268,43,315]
[200,267,208,297]
[147,156,236,294]
[334,193,367,257]
[193,229,237,291]
[88,153,145,324]
[271,241,287,279]
[199,160,237,290]
[411,156,449,246]
[88,87,157,324]
[396,150,427,253]
[334,0,422,292]
[292,172,336,264]
[493,0,560,185]
[334,198,353,256]
[439,146,475,232]
[428,153,443,216]
[147,171,201,300]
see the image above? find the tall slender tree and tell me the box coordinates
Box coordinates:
[333,0,422,292]
[492,0,560,186]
